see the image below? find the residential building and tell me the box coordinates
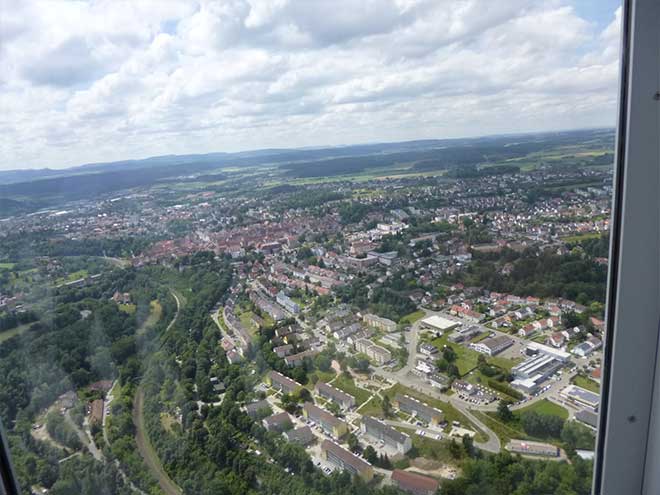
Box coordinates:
[284,349,317,367]
[302,402,348,439]
[245,400,271,418]
[266,370,302,394]
[315,382,356,409]
[277,291,300,314]
[273,344,293,357]
[284,426,316,446]
[518,324,537,338]
[321,440,374,482]
[394,394,444,425]
[418,343,438,356]
[363,313,397,332]
[361,416,412,454]
[355,338,392,365]
[415,359,437,374]
[263,412,292,432]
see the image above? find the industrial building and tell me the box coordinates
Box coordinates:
[470,335,514,356]
[506,439,560,457]
[511,353,564,394]
[561,385,601,410]
[420,315,459,333]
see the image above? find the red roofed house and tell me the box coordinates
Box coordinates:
[391,469,439,495]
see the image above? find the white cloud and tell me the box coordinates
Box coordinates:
[0,0,621,170]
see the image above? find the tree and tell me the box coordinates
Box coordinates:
[462,434,476,458]
[382,395,392,418]
[561,421,596,451]
[448,438,463,459]
[443,346,457,363]
[364,445,378,464]
[447,363,460,379]
[520,411,564,438]
[497,400,514,422]
[347,433,359,452]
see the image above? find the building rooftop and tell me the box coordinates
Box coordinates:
[321,439,372,473]
[391,469,439,493]
[303,402,343,427]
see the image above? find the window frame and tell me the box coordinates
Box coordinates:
[594,0,660,494]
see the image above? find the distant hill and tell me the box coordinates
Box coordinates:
[0,128,614,213]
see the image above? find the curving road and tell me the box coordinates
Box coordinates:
[376,311,502,453]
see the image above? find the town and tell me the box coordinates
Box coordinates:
[0,131,611,495]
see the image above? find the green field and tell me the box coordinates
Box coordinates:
[0,263,16,270]
[400,310,424,325]
[474,411,529,444]
[562,232,603,243]
[0,322,32,344]
[55,269,88,285]
[119,303,137,315]
[138,300,163,335]
[238,310,259,335]
[516,399,569,420]
[331,374,372,406]
[429,334,479,376]
[474,399,569,444]
[572,375,600,393]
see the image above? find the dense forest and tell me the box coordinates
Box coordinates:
[464,248,608,305]
[0,265,176,493]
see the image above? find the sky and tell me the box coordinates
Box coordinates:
[0,0,622,171]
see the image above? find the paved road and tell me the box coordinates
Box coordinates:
[168,290,181,332]
[448,398,501,453]
[134,388,182,495]
[375,310,503,453]
[63,411,104,461]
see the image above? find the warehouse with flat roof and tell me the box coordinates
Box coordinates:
[420,315,459,333]
[561,385,601,410]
